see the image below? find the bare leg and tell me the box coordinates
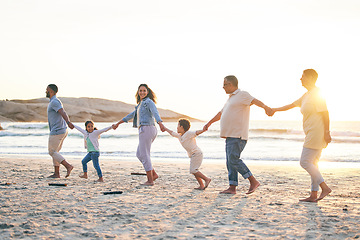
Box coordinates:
[246,175,260,194]
[300,191,318,202]
[194,174,205,190]
[193,171,211,190]
[141,170,154,186]
[61,160,73,178]
[220,185,237,194]
[316,182,332,201]
[48,166,61,178]
[79,172,88,179]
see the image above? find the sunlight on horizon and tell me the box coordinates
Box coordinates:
[1,1,359,121]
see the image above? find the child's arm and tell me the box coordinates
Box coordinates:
[195,129,207,136]
[73,124,87,135]
[163,126,180,138]
[95,125,114,135]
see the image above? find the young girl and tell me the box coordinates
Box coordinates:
[164,119,211,190]
[73,121,115,182]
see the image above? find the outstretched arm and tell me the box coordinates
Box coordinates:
[203,111,221,131]
[113,120,125,130]
[272,103,296,113]
[251,98,274,116]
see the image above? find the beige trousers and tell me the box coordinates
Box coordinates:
[48,130,68,166]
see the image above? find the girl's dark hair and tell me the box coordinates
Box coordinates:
[136,84,157,104]
[85,120,97,132]
[178,118,191,132]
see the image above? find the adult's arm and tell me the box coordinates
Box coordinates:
[147,99,163,124]
[203,111,222,131]
[121,110,136,123]
[58,108,74,129]
[272,103,297,113]
[320,111,332,144]
[251,98,274,116]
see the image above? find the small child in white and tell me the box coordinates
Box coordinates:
[73,120,116,182]
[164,119,211,190]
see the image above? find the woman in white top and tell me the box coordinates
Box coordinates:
[164,119,211,190]
[272,69,332,202]
[73,120,115,182]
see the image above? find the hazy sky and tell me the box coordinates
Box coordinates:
[1,0,359,121]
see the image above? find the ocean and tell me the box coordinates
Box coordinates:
[0,120,359,165]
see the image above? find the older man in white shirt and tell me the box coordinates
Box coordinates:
[204,75,272,194]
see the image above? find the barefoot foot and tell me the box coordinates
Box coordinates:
[246,181,260,194]
[316,188,332,201]
[48,174,60,178]
[65,165,74,178]
[140,181,154,186]
[204,178,211,189]
[79,173,88,179]
[96,178,104,182]
[299,196,318,202]
[220,188,236,194]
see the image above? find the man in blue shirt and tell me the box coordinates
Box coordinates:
[46,84,74,178]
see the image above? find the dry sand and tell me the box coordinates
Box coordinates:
[0,157,359,239]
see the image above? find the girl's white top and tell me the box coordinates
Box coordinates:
[169,130,202,157]
[74,124,112,151]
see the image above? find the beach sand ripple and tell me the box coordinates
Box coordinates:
[0,157,359,239]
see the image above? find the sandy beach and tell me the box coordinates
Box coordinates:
[0,157,359,239]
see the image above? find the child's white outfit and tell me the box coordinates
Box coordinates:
[168,130,203,174]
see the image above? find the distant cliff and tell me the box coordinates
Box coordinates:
[0,97,199,122]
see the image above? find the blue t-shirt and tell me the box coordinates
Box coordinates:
[47,96,67,135]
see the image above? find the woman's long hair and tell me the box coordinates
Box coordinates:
[136,84,157,104]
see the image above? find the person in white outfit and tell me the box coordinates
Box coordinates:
[164,119,211,190]
[271,69,332,202]
[72,120,116,182]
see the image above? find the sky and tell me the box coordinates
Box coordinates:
[1,0,360,121]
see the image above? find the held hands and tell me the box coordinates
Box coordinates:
[264,106,275,117]
[67,122,74,129]
[203,123,210,131]
[158,122,166,132]
[112,122,121,130]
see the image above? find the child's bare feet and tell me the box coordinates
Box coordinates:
[96,177,104,182]
[79,173,88,179]
[141,181,154,186]
[194,186,205,190]
[65,165,73,178]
